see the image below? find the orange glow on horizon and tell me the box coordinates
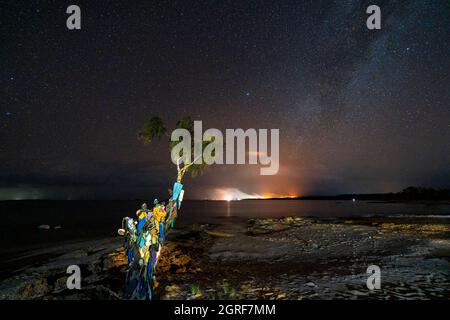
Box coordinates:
[261,193,299,199]
[215,188,299,201]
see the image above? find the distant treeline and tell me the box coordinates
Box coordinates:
[270,187,450,201]
[395,187,450,201]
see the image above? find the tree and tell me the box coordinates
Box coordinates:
[137,116,212,183]
[137,116,167,143]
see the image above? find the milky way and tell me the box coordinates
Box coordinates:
[1,0,449,199]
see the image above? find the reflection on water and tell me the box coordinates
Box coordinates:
[1,199,450,252]
[180,199,450,224]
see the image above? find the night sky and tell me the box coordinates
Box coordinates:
[1,0,449,200]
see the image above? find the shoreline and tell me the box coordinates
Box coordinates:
[1,215,450,300]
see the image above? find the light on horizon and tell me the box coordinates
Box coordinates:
[218,188,299,201]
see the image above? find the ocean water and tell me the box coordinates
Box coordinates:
[1,199,450,253]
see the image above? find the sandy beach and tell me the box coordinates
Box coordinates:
[1,215,450,300]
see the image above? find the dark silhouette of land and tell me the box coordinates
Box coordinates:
[258,187,450,201]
